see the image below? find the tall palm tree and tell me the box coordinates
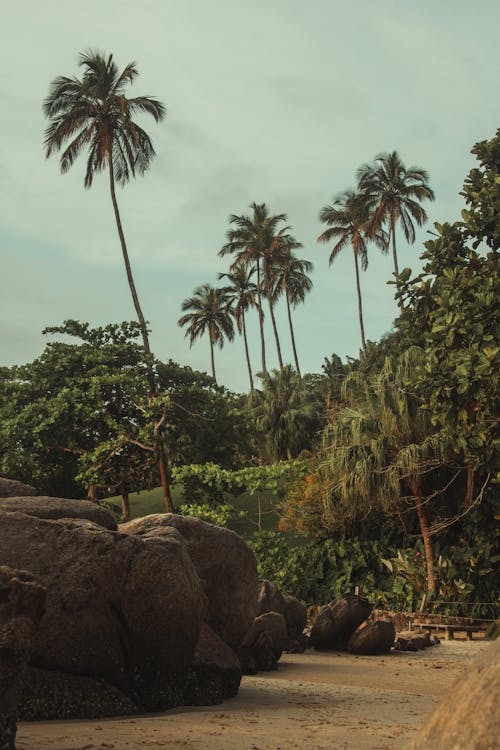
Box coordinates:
[273,249,313,377]
[218,265,257,391]
[318,190,384,354]
[43,50,166,373]
[43,51,173,511]
[219,203,290,372]
[178,284,235,383]
[357,151,434,284]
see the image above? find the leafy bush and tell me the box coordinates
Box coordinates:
[247,531,395,606]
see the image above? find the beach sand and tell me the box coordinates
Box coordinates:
[16,640,487,750]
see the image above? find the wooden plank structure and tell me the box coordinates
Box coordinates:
[410,621,488,640]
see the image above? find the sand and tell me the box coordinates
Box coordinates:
[16,640,487,750]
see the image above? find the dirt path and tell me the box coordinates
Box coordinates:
[17,641,487,750]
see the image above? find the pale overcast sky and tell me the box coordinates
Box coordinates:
[1,1,499,391]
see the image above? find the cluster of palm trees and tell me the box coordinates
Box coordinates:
[178,203,313,387]
[318,153,435,353]
[42,49,434,395]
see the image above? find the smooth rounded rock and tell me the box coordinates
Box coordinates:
[0,495,117,530]
[347,620,396,655]
[121,514,258,651]
[0,511,203,713]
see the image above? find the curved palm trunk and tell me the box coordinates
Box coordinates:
[256,260,267,373]
[265,266,284,370]
[108,156,173,514]
[353,251,367,354]
[108,157,154,383]
[241,312,254,391]
[285,289,301,376]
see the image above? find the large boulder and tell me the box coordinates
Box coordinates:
[120,514,258,651]
[310,593,373,651]
[19,667,137,720]
[257,580,287,616]
[410,639,500,749]
[183,623,241,706]
[239,612,288,673]
[0,566,46,750]
[0,511,204,714]
[0,477,37,498]
[0,495,117,530]
[347,620,396,655]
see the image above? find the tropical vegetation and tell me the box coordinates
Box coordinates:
[2,51,498,622]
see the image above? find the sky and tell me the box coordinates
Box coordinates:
[1,0,499,392]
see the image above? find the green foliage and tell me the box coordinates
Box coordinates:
[0,322,251,498]
[248,531,396,606]
[178,502,247,527]
[0,320,151,496]
[396,132,500,480]
[461,128,500,249]
[249,366,324,462]
[157,360,251,469]
[172,458,309,503]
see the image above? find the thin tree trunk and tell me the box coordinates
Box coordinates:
[410,480,436,594]
[268,296,283,370]
[108,154,172,511]
[120,483,131,521]
[209,336,216,382]
[159,442,174,512]
[263,260,283,369]
[256,260,267,373]
[242,311,254,391]
[466,464,475,506]
[87,483,97,502]
[353,251,367,354]
[108,156,155,388]
[286,289,301,376]
[391,215,400,287]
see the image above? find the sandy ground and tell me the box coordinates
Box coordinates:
[17,640,487,750]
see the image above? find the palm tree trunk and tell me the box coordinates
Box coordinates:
[108,154,173,512]
[242,311,254,391]
[209,336,216,382]
[286,289,301,376]
[353,251,367,354]
[391,215,400,285]
[410,480,436,594]
[256,260,267,373]
[264,259,283,369]
[108,156,155,388]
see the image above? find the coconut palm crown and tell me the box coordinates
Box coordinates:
[318,190,385,354]
[357,151,434,283]
[44,50,166,188]
[43,50,166,370]
[178,284,235,383]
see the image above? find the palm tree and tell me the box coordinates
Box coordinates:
[44,50,166,371]
[273,249,313,377]
[178,284,235,383]
[357,151,434,284]
[43,51,172,511]
[220,203,290,372]
[250,365,321,462]
[218,265,257,391]
[318,190,385,354]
